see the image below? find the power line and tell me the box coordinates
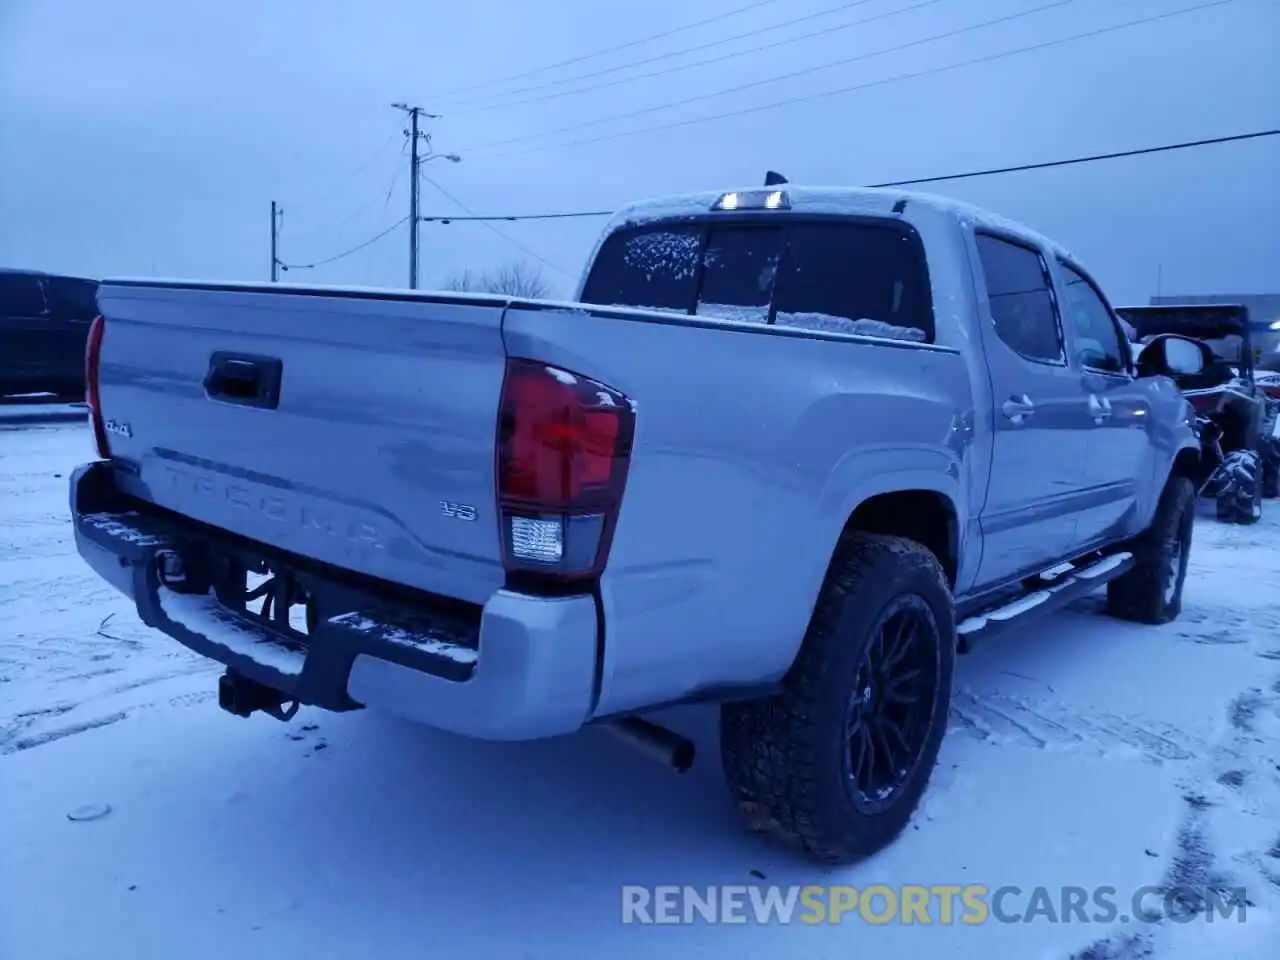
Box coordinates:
[274,126,1278,274]
[449,0,891,110]
[432,0,786,99]
[869,128,1280,188]
[461,0,1081,153]
[277,216,409,271]
[289,129,401,208]
[417,127,1280,222]
[420,175,573,277]
[421,210,613,222]
[471,0,1233,157]
[285,152,403,248]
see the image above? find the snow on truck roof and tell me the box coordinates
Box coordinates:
[607,184,1073,260]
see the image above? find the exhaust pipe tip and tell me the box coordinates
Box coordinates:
[601,717,696,774]
[670,739,696,775]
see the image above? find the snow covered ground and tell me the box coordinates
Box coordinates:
[0,400,87,427]
[2,422,1277,960]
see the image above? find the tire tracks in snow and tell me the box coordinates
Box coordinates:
[1,663,220,755]
[1069,673,1280,959]
[1175,601,1280,648]
[948,689,1206,763]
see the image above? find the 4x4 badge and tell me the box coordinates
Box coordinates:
[104,419,133,439]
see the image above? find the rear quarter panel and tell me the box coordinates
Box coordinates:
[504,206,985,717]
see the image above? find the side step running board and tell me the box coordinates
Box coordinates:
[956,552,1134,651]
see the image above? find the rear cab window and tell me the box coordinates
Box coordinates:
[580,225,701,314]
[696,225,784,324]
[773,223,932,343]
[580,217,934,344]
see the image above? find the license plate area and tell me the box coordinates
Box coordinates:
[216,555,316,650]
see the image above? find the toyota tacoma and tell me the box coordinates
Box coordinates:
[70,182,1203,863]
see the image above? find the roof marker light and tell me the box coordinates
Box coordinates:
[712,189,790,212]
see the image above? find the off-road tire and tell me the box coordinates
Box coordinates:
[1106,475,1194,624]
[1215,450,1262,525]
[720,533,955,864]
[1259,434,1280,500]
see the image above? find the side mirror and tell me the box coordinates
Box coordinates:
[1136,334,1210,379]
[1163,336,1207,375]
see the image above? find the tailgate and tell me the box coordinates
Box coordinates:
[94,282,510,604]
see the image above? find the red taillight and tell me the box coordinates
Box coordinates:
[85,314,110,458]
[496,359,635,582]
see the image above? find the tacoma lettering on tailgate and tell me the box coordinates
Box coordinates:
[163,466,386,551]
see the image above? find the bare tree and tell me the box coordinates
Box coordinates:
[442,267,482,293]
[441,261,551,299]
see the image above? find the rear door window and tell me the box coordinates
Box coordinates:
[773,223,933,342]
[581,225,701,313]
[975,234,1063,363]
[0,273,49,317]
[695,226,784,324]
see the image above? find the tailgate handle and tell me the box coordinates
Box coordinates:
[204,352,283,409]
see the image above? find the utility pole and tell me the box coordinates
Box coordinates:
[392,103,432,289]
[409,109,421,289]
[270,201,283,281]
[392,103,460,289]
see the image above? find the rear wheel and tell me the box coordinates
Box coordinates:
[1215,450,1262,524]
[720,533,955,864]
[1106,475,1195,624]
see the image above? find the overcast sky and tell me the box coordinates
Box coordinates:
[1,0,1276,301]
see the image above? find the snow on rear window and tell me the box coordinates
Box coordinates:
[622,230,699,280]
[582,225,700,313]
[697,303,769,324]
[581,219,933,343]
[772,223,934,343]
[695,226,783,326]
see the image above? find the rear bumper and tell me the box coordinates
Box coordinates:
[69,460,599,740]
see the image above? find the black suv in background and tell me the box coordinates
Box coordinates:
[0,268,99,400]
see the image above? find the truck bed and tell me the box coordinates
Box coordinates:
[93,277,972,716]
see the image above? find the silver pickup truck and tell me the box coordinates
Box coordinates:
[71,184,1203,864]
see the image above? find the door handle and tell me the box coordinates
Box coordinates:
[203,352,283,409]
[1001,395,1035,424]
[1088,394,1112,424]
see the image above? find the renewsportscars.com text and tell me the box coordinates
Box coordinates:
[620,884,1249,925]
